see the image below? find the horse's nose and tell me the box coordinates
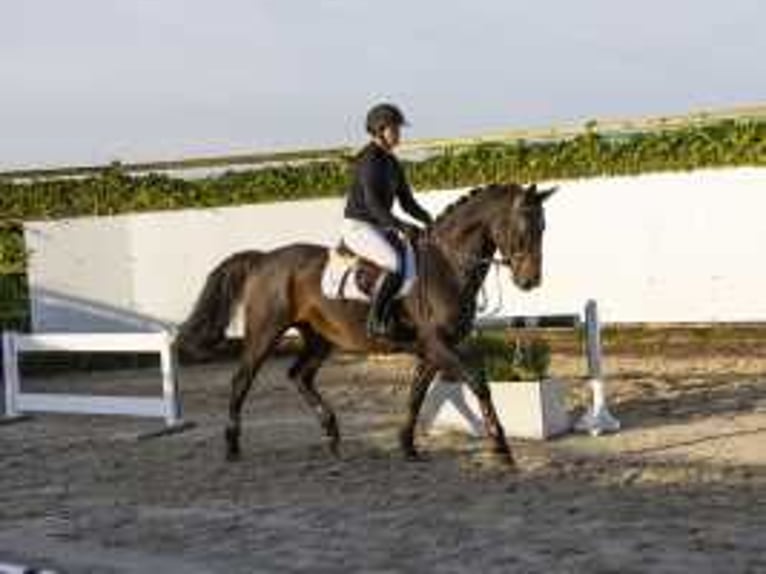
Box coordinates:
[519,276,540,291]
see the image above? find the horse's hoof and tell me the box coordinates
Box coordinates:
[226,450,241,463]
[496,451,517,471]
[404,450,429,463]
[491,444,517,469]
[326,439,341,459]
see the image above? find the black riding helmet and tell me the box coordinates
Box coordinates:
[365,103,408,136]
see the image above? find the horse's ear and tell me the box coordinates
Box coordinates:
[536,186,558,202]
[527,183,538,194]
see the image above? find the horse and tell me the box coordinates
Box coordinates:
[177,182,556,468]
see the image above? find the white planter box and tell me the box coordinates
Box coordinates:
[421,378,571,440]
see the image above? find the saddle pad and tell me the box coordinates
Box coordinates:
[320,243,417,302]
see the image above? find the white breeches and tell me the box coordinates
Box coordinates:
[341,218,400,272]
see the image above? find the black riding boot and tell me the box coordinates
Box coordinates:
[367,271,403,338]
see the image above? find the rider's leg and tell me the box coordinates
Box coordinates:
[368,267,403,336]
[341,219,402,336]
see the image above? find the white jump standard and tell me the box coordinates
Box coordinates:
[574,300,621,435]
[2,331,193,437]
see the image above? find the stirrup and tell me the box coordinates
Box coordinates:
[367,314,391,338]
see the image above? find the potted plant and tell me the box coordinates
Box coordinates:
[421,331,571,440]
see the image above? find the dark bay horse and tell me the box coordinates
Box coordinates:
[178,183,556,467]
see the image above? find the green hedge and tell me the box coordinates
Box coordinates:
[461,332,551,381]
[1,118,765,328]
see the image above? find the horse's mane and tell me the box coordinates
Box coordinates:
[431,184,510,229]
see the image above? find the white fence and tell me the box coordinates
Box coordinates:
[2,331,192,436]
[23,166,766,332]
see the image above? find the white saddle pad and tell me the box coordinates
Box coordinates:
[320,243,417,302]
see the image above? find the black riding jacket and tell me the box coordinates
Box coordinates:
[344,142,432,231]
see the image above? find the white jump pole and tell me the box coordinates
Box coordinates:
[575,299,621,435]
[0,562,58,574]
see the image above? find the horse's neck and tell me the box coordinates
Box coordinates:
[430,187,500,287]
[432,220,495,291]
[428,221,496,338]
[422,186,506,337]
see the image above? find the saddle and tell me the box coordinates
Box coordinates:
[320,233,416,302]
[334,243,384,297]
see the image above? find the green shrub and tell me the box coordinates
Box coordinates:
[461,332,551,381]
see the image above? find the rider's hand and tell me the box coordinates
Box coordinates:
[401,223,422,241]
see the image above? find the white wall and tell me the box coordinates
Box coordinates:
[25,197,345,332]
[24,167,766,332]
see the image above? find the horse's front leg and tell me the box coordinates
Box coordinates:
[399,361,438,461]
[423,336,515,468]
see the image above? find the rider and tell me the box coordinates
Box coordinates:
[342,103,433,337]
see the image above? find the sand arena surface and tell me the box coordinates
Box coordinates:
[1,332,766,573]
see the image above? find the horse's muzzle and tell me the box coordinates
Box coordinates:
[516,276,540,291]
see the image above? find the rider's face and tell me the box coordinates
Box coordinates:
[380,124,401,150]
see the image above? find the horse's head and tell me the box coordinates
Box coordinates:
[491,183,557,291]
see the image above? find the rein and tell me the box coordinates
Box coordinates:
[412,227,514,335]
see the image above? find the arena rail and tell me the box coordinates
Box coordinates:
[1,331,193,438]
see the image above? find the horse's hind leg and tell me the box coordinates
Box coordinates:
[288,327,340,456]
[398,361,438,461]
[225,359,261,461]
[225,318,288,461]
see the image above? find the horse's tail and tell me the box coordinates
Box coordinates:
[176,250,264,360]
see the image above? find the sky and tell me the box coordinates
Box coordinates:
[1,0,764,170]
